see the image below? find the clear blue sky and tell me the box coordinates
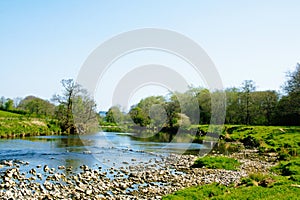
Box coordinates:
[1,0,299,110]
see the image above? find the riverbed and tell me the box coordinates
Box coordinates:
[0,132,205,173]
[0,132,276,199]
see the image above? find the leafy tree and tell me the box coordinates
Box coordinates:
[129,106,150,127]
[251,91,278,125]
[283,63,300,94]
[0,96,5,110]
[18,96,55,117]
[149,104,167,131]
[105,106,124,124]
[164,94,181,130]
[4,98,14,111]
[52,79,98,134]
[196,89,211,124]
[225,88,241,124]
[129,96,165,128]
[241,80,256,124]
[277,64,300,125]
[175,113,191,128]
[13,97,22,108]
[174,90,200,124]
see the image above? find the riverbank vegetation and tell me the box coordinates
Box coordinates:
[192,156,241,170]
[101,64,300,135]
[0,112,61,138]
[0,79,99,137]
[163,177,300,200]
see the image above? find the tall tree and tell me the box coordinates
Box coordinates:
[251,91,278,125]
[0,96,5,110]
[4,98,14,111]
[225,88,241,124]
[241,80,256,124]
[277,64,300,125]
[105,106,124,124]
[283,63,300,94]
[52,79,98,134]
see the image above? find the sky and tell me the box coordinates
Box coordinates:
[0,0,300,110]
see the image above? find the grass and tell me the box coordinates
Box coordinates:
[222,125,300,154]
[0,110,21,117]
[0,110,61,137]
[192,156,240,170]
[164,125,300,199]
[163,177,300,200]
[271,157,300,176]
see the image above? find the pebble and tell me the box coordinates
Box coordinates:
[0,150,276,199]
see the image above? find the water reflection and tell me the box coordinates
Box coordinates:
[0,132,207,173]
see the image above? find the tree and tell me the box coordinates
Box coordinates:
[4,98,14,111]
[105,106,123,124]
[251,91,278,125]
[241,80,256,124]
[129,107,150,127]
[18,96,55,116]
[13,97,22,108]
[196,89,211,124]
[149,104,167,131]
[129,96,165,128]
[225,87,242,124]
[276,92,300,125]
[283,63,300,94]
[277,64,300,125]
[0,96,5,110]
[52,79,98,134]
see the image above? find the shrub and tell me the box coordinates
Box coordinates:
[272,158,300,176]
[241,135,260,148]
[192,156,240,170]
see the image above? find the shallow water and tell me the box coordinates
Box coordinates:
[0,132,205,173]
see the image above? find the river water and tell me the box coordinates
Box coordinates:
[0,132,205,173]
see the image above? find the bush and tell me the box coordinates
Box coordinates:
[272,158,300,176]
[192,156,240,170]
[241,135,260,148]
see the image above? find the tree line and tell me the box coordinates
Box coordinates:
[1,64,299,135]
[104,63,300,129]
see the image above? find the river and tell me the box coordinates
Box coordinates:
[0,132,205,173]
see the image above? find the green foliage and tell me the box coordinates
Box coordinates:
[18,95,55,117]
[4,98,14,110]
[0,116,61,138]
[193,156,240,170]
[272,157,300,176]
[223,125,300,156]
[52,79,98,134]
[105,106,124,124]
[240,135,260,148]
[0,110,21,117]
[163,177,300,200]
[283,63,300,94]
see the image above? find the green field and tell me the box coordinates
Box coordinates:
[0,110,21,117]
[0,110,61,137]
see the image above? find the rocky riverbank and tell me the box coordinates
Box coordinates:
[0,151,277,200]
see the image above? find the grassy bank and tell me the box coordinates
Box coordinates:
[163,177,300,199]
[0,110,61,138]
[163,125,300,199]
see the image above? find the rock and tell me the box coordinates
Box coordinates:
[83,150,92,154]
[86,189,93,195]
[58,165,65,170]
[43,165,50,172]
